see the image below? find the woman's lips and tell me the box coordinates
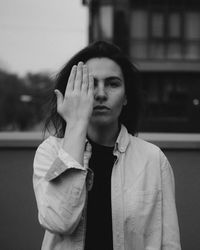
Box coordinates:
[94,105,110,110]
[93,106,110,112]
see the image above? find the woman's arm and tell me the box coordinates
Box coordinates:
[33,137,88,235]
[33,62,94,235]
[55,62,94,165]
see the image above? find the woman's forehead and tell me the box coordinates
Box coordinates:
[85,57,123,80]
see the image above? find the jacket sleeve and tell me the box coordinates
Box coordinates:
[160,150,181,250]
[33,137,88,235]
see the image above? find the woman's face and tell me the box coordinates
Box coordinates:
[86,57,127,127]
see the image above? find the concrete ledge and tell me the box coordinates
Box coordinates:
[0,132,200,149]
[0,132,44,148]
[138,133,200,149]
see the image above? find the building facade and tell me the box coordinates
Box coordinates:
[83,0,200,132]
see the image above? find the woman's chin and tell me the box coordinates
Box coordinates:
[89,116,113,126]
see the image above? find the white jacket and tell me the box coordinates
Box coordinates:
[33,125,181,250]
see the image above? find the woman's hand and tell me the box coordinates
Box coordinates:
[55,62,94,127]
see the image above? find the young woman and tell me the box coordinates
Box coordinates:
[33,41,181,250]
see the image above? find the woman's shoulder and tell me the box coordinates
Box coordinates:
[128,134,163,159]
[127,135,171,173]
[120,125,161,157]
[130,134,160,150]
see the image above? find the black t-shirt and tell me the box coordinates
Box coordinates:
[84,139,115,250]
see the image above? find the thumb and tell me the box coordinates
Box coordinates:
[54,89,63,108]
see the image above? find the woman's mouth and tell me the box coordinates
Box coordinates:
[94,105,110,111]
[93,105,110,113]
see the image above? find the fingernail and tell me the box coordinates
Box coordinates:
[78,61,83,66]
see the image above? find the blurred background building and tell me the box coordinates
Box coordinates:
[83,0,200,132]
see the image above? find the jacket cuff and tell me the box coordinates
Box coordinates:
[45,148,86,181]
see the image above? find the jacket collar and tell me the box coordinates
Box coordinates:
[114,124,130,153]
[85,124,130,153]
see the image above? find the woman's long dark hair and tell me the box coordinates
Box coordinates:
[44,41,143,137]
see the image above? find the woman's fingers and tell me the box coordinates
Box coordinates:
[74,62,83,91]
[66,65,77,93]
[65,61,91,97]
[88,74,94,94]
[54,63,93,123]
[54,89,63,110]
[81,64,89,92]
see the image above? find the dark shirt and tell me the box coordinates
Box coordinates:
[84,140,115,250]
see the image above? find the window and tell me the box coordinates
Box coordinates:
[130,2,200,60]
[140,72,200,132]
[131,10,148,58]
[99,5,113,39]
[185,12,200,59]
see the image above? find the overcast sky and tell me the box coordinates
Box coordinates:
[0,0,88,76]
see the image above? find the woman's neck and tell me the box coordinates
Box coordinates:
[87,122,120,147]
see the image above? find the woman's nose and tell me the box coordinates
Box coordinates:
[94,83,107,101]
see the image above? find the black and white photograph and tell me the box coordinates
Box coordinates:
[0,1,200,249]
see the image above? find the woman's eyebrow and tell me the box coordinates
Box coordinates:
[93,76,123,82]
[105,76,122,81]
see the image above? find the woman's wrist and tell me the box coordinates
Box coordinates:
[62,121,88,165]
[66,119,89,132]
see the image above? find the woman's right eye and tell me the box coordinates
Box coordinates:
[108,80,119,87]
